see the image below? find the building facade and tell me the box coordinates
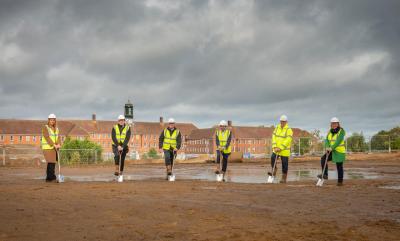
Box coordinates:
[0,116,197,155]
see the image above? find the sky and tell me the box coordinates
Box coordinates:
[0,0,399,135]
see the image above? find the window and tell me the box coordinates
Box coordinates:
[26,136,30,142]
[0,135,3,141]
[19,136,23,142]
[10,135,14,141]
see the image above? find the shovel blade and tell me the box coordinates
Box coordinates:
[216,174,224,182]
[316,178,324,186]
[117,175,124,183]
[168,174,176,182]
[267,175,274,184]
[57,175,64,183]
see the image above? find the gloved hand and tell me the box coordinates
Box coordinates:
[117,146,123,152]
[326,147,332,152]
[274,147,281,153]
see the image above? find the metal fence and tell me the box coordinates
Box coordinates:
[291,135,399,156]
[1,134,399,165]
[0,147,112,166]
[241,135,399,159]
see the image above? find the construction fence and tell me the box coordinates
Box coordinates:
[1,135,399,166]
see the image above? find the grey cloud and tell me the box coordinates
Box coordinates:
[0,0,399,136]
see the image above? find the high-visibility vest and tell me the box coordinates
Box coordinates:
[217,130,231,154]
[162,128,179,150]
[114,124,130,145]
[327,129,346,153]
[41,125,59,150]
[272,124,293,157]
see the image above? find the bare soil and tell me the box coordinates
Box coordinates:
[0,153,399,241]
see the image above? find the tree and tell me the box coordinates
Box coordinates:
[346,132,367,152]
[370,126,400,151]
[147,148,159,159]
[60,137,103,164]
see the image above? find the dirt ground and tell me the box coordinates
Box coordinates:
[0,153,399,241]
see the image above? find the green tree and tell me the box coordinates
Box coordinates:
[346,132,367,152]
[147,148,159,159]
[60,137,103,164]
[293,138,311,155]
[370,126,400,151]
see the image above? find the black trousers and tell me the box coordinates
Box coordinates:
[216,150,230,172]
[164,150,176,166]
[271,153,289,174]
[113,146,128,172]
[46,163,56,181]
[321,152,344,183]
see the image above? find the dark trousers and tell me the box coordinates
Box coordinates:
[113,146,128,172]
[46,163,56,181]
[216,150,230,172]
[271,153,289,174]
[321,152,344,183]
[164,150,176,166]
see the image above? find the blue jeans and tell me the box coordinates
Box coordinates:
[216,150,230,172]
[271,153,289,174]
[321,152,344,182]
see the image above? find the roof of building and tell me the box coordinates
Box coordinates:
[187,126,312,140]
[0,119,198,137]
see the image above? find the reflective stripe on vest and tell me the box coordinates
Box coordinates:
[327,129,346,153]
[272,125,293,157]
[114,124,130,144]
[41,125,59,150]
[273,126,292,151]
[163,128,179,150]
[217,130,231,154]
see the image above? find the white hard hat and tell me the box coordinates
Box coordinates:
[168,118,175,123]
[330,117,340,123]
[48,114,57,119]
[118,115,125,120]
[219,120,228,126]
[280,115,288,121]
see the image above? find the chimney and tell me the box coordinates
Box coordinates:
[228,120,232,127]
[159,116,164,126]
[92,114,96,121]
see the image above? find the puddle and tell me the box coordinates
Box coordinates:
[31,166,399,184]
[379,185,400,190]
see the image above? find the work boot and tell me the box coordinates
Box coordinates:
[280,174,287,183]
[215,170,220,174]
[337,180,343,186]
[114,172,119,176]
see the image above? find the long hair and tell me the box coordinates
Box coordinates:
[47,119,57,129]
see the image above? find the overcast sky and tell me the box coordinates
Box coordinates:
[0,0,399,135]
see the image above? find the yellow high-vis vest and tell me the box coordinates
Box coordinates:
[327,129,346,153]
[114,124,130,145]
[163,128,179,150]
[272,124,293,157]
[41,125,59,150]
[217,129,231,154]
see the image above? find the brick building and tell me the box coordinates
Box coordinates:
[0,116,197,155]
[185,123,312,155]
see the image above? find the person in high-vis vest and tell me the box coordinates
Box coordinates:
[215,120,232,178]
[111,115,131,176]
[271,115,293,183]
[159,118,182,179]
[41,113,61,182]
[318,117,346,186]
